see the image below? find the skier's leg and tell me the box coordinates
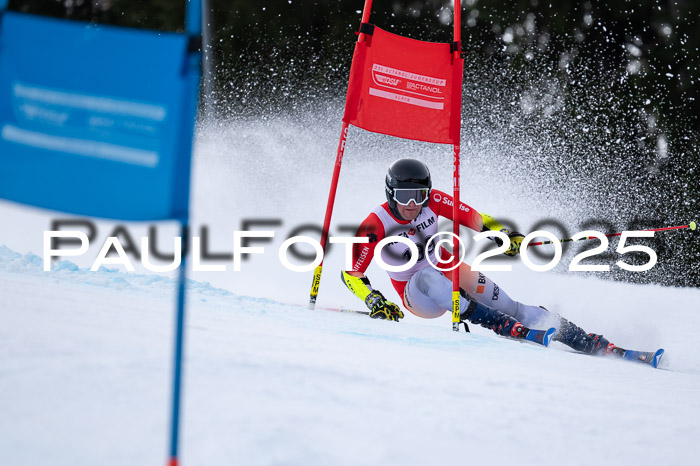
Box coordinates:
[402,266,449,319]
[456,262,554,328]
[405,265,615,351]
[404,267,526,338]
[458,263,617,354]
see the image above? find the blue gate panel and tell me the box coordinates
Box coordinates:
[0,12,199,220]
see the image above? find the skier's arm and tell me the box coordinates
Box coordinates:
[429,189,524,256]
[479,213,525,257]
[428,189,483,231]
[341,214,403,321]
[341,271,373,301]
[341,271,404,321]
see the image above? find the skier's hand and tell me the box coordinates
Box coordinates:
[504,231,525,256]
[493,229,525,256]
[365,290,404,321]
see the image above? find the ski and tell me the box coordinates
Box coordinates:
[608,347,665,368]
[523,327,556,347]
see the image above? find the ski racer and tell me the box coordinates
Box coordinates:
[341,158,617,355]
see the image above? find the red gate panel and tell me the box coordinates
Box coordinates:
[343,26,463,145]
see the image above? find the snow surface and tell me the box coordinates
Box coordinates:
[1,117,699,465]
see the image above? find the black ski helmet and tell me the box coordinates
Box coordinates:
[385,158,432,220]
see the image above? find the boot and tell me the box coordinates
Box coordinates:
[461,291,526,339]
[553,318,617,354]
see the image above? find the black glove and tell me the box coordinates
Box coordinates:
[365,290,404,321]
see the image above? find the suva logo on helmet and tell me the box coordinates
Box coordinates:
[385,158,432,220]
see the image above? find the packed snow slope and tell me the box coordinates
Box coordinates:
[1,115,699,466]
[1,246,699,466]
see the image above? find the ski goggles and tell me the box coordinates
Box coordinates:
[392,188,431,206]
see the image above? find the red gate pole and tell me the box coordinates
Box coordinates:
[309,121,349,308]
[309,0,374,309]
[360,0,373,28]
[451,144,461,331]
[451,0,463,331]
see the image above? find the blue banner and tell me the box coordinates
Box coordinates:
[0,11,200,221]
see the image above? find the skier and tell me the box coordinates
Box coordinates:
[341,158,617,355]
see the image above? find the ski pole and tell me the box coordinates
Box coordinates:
[527,221,696,246]
[316,306,370,317]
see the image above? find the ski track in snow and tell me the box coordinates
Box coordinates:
[1,245,699,466]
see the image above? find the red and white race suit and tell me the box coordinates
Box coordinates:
[350,189,482,305]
